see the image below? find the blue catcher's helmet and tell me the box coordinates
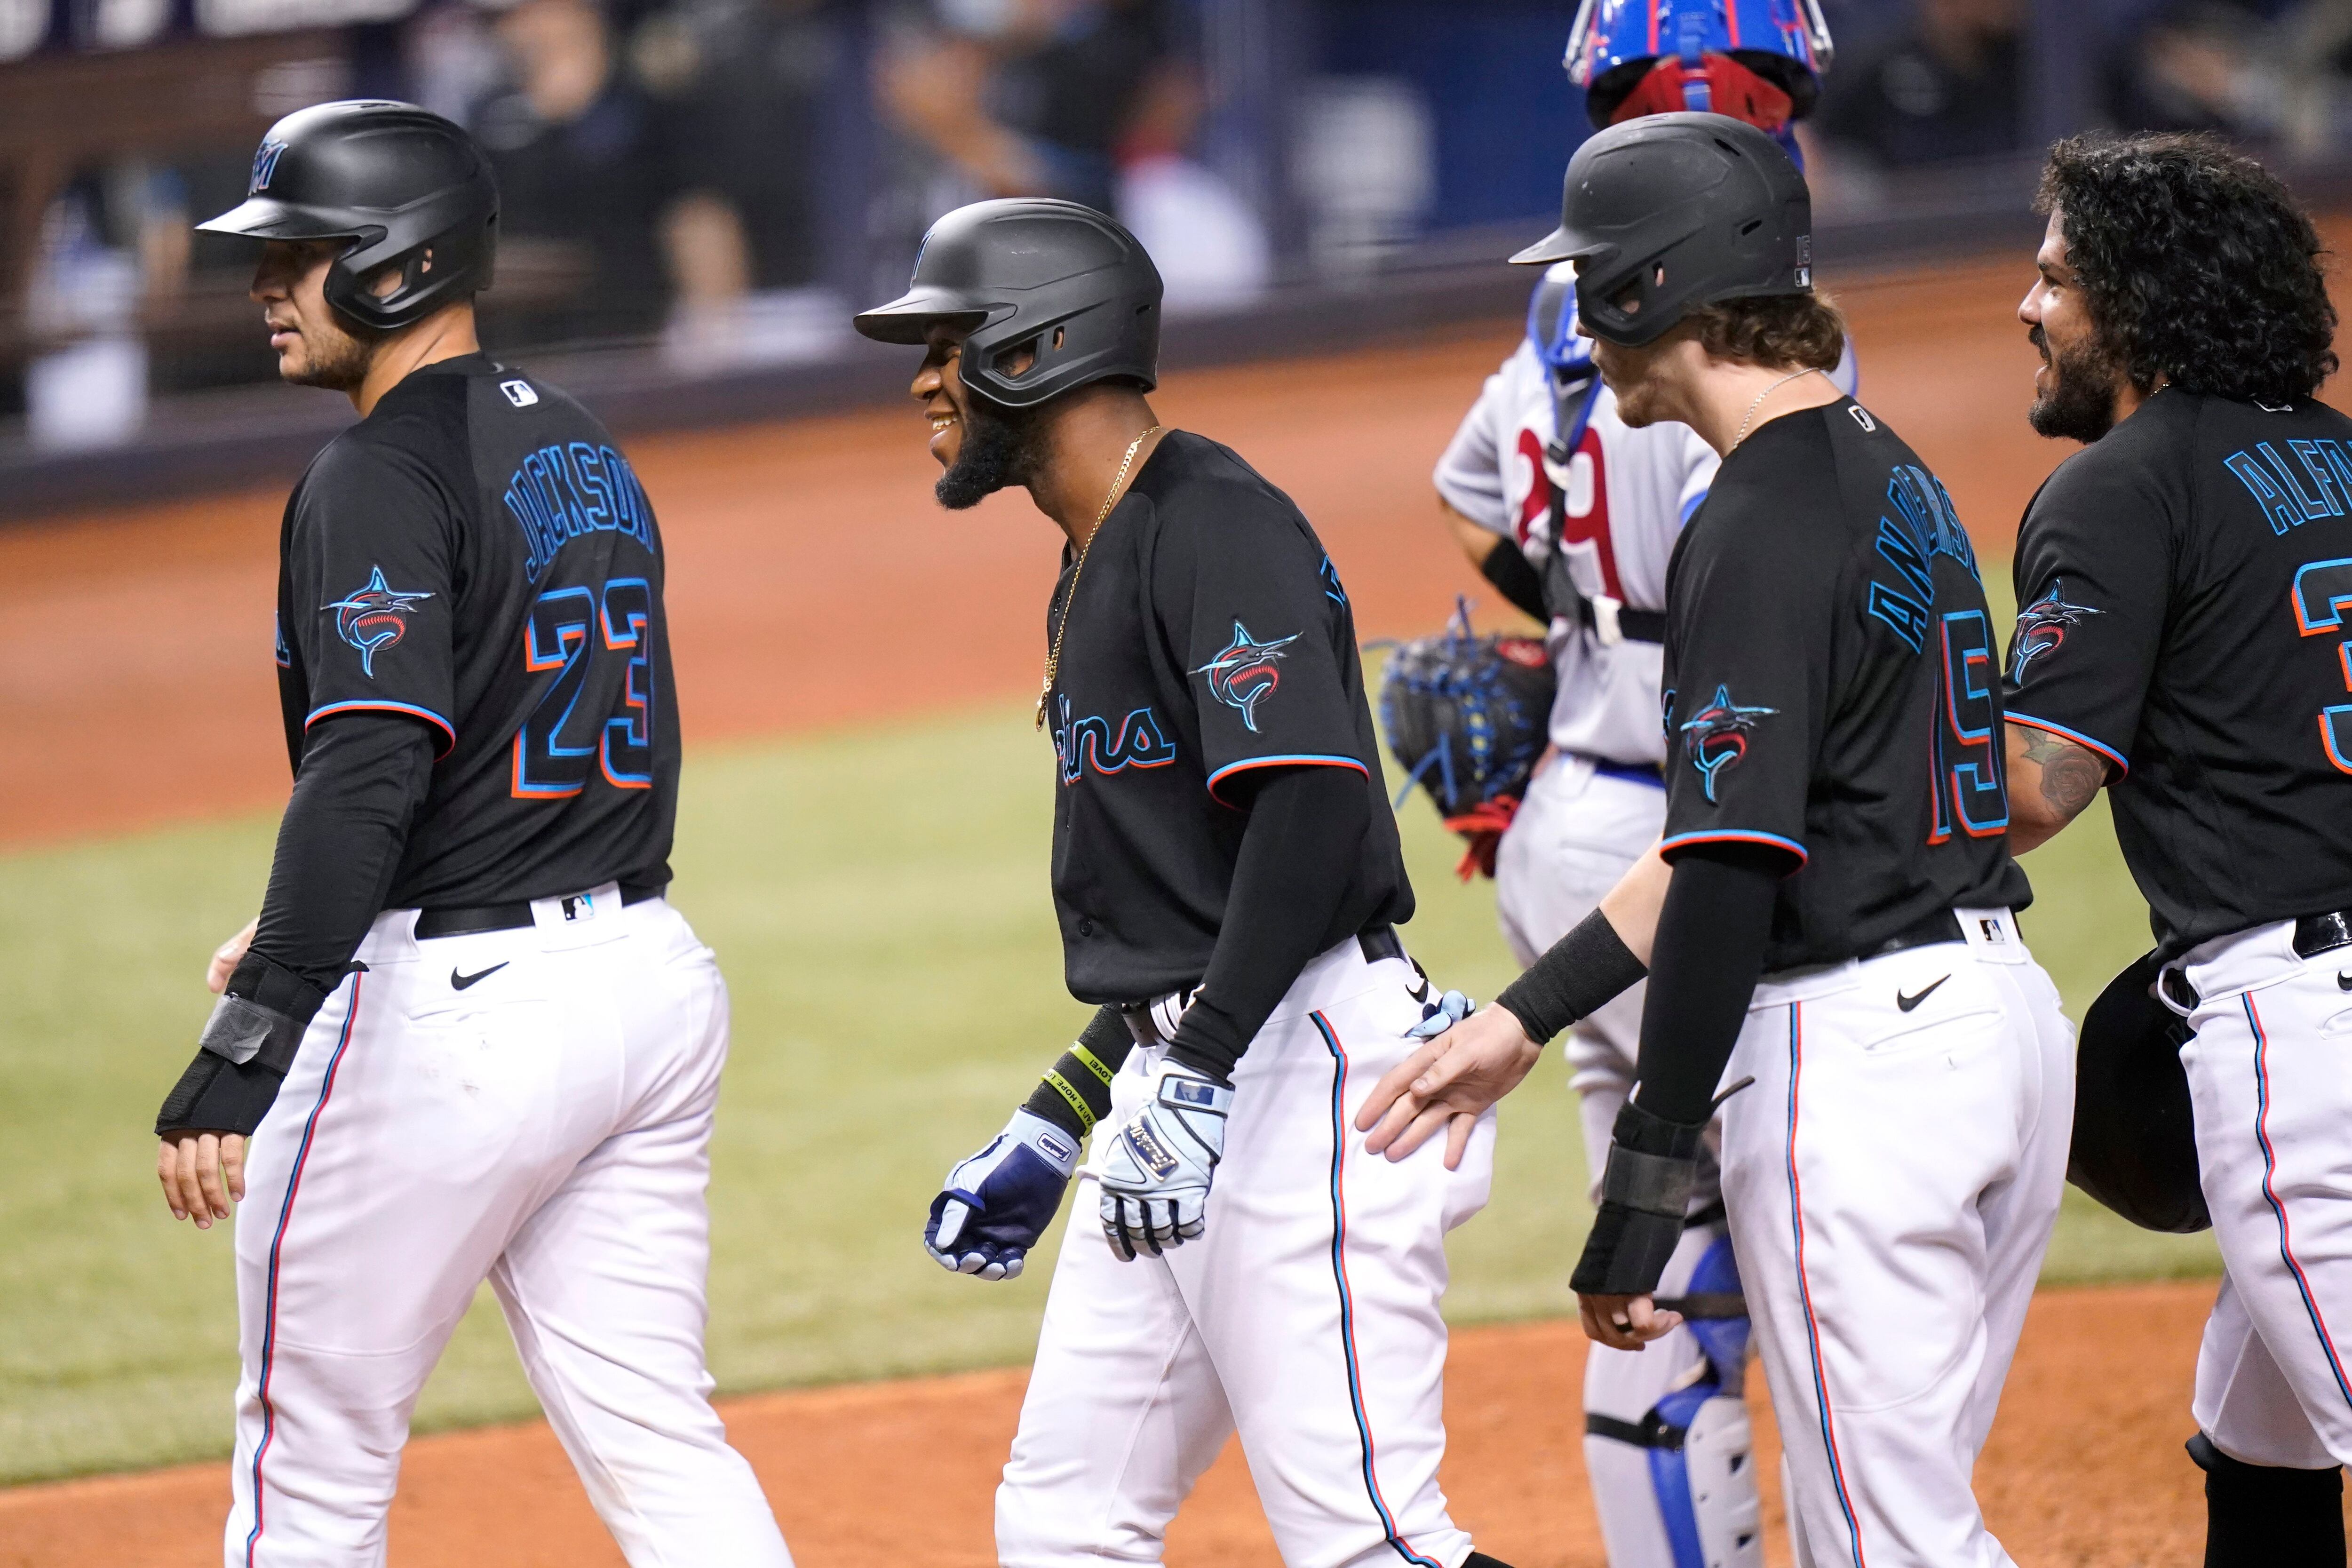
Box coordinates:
[1566,0,1833,138]
[1526,262,1596,383]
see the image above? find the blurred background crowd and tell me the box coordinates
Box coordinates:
[5,0,2352,450]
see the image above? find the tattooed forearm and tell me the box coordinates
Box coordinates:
[2020,731,2105,820]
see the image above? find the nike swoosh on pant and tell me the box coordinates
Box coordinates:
[1896,975,1950,1012]
[451,962,509,991]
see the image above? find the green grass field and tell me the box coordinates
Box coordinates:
[0,680,2217,1486]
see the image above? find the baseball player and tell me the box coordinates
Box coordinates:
[856,199,1510,1568]
[151,102,791,1568]
[1430,6,1844,1563]
[1362,114,2074,1567]
[2002,133,2352,1561]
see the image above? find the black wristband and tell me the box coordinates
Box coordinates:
[225,949,331,1029]
[1610,1098,1708,1161]
[1479,537,1550,624]
[1021,1004,1136,1138]
[1571,1201,1687,1297]
[154,1050,294,1138]
[1495,907,1648,1046]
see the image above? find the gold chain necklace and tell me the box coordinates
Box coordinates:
[1037,425,1161,731]
[1728,366,1821,453]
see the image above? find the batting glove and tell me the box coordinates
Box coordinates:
[925,1109,1081,1281]
[1410,988,1475,1039]
[1097,1057,1233,1260]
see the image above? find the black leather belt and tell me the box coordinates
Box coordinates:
[414,881,666,940]
[2296,909,2352,959]
[1858,907,1966,962]
[1574,596,1668,645]
[1359,924,1405,965]
[2161,907,2352,1009]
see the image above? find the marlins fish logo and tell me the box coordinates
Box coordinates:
[324,566,434,678]
[2009,579,2100,683]
[249,140,287,196]
[1193,621,1300,733]
[1679,684,1777,803]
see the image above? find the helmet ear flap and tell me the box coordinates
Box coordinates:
[324,218,493,332]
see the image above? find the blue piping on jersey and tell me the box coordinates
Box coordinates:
[2002,711,2128,777]
[1659,828,1808,866]
[1205,753,1368,808]
[304,699,457,757]
[1679,489,1709,525]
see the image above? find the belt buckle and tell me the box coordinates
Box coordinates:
[1590,595,1625,647]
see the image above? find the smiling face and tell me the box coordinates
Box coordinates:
[250,238,377,390]
[2019,207,2128,442]
[912,325,1045,509]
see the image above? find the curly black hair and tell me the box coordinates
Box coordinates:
[2037,132,2338,404]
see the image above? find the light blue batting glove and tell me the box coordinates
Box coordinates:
[1097,1057,1233,1260]
[1410,989,1475,1038]
[924,1109,1081,1281]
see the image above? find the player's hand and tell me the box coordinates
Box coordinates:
[1097,1058,1232,1260]
[924,1110,1081,1281]
[1357,1002,1542,1168]
[1578,1291,1685,1353]
[158,1131,246,1227]
[207,917,258,994]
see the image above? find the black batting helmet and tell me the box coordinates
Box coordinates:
[1511,112,1812,348]
[854,199,1161,410]
[198,100,497,333]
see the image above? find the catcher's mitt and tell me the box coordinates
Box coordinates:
[1378,599,1555,880]
[2068,951,2209,1234]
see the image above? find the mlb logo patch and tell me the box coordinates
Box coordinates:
[1038,1131,1074,1165]
[500,379,539,408]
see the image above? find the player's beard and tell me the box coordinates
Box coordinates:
[283,311,383,393]
[2027,324,2127,444]
[936,390,1047,510]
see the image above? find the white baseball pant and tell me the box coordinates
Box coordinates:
[996,936,1498,1568]
[1500,757,1763,1568]
[2168,921,2352,1470]
[1716,911,2072,1568]
[224,890,790,1568]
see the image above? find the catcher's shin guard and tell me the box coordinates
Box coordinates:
[2190,1431,2346,1568]
[1584,1228,1762,1568]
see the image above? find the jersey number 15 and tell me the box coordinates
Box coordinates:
[1930,609,2009,841]
[515,578,657,799]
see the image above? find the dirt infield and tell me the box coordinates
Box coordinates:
[2,254,2063,850]
[0,1281,2233,1567]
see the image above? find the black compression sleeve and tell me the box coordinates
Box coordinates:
[1479,536,1550,624]
[1494,908,1648,1046]
[251,713,438,1007]
[1167,765,1369,1084]
[1022,1004,1137,1138]
[1629,843,1784,1127]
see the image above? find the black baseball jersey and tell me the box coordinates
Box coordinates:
[273,353,679,908]
[1661,398,2031,970]
[1046,430,1413,1001]
[2005,389,2352,957]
